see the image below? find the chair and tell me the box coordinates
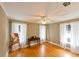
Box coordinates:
[9,33,20,51]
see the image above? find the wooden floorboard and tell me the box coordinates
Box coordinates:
[8,42,79,57]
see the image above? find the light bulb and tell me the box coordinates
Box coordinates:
[42,21,46,24]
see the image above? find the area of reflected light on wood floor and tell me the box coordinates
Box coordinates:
[8,42,79,57]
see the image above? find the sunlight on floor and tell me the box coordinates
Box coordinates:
[40,45,46,56]
[63,54,72,57]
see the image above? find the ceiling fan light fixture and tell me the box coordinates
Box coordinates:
[41,20,46,24]
[42,21,46,24]
[41,16,47,24]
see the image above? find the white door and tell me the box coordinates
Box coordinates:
[12,22,27,48]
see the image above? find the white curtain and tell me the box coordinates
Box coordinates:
[60,23,72,49]
[60,23,66,48]
[39,25,46,42]
[71,21,79,53]
[12,22,27,49]
[60,21,79,53]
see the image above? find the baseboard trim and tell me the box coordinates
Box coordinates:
[47,41,61,48]
[47,41,71,50]
[6,50,9,57]
[47,41,79,54]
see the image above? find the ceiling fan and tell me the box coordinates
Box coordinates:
[25,2,71,24]
[26,14,54,24]
[25,4,54,24]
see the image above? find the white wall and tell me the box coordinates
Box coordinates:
[47,23,60,45]
[27,23,39,38]
[0,4,9,56]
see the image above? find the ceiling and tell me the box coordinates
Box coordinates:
[2,2,79,24]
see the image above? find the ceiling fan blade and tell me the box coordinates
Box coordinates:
[44,3,51,17]
[24,16,41,20]
[46,17,55,22]
[25,14,44,17]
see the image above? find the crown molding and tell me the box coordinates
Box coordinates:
[0,3,8,16]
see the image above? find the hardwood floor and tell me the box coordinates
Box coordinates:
[8,42,79,57]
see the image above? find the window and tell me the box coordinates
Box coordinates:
[39,25,46,42]
[12,22,27,48]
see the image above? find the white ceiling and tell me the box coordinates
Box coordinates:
[2,2,79,24]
